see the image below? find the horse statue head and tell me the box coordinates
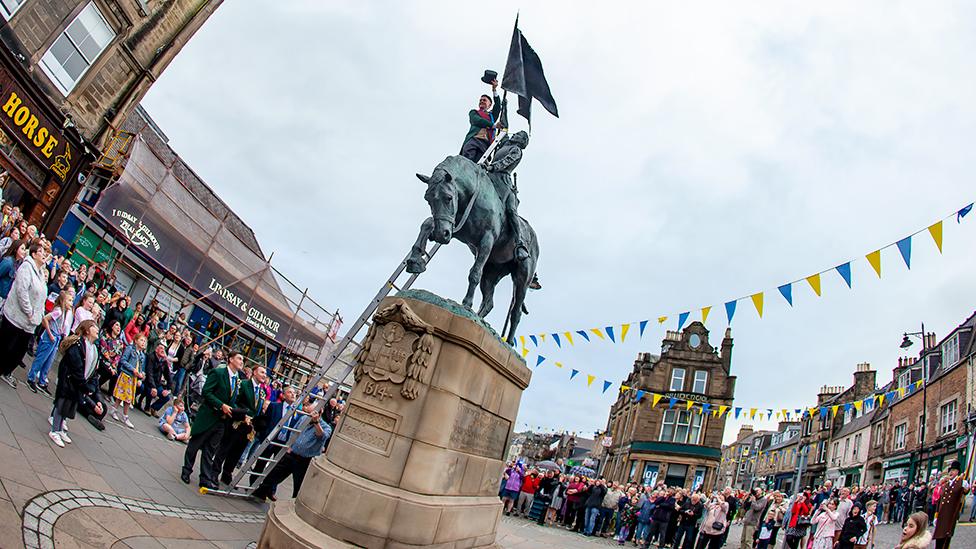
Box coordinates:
[415,168,458,245]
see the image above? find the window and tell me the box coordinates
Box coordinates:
[670,368,685,391]
[942,335,960,367]
[693,370,708,393]
[0,0,24,20]
[853,434,861,460]
[940,400,957,436]
[817,441,827,463]
[873,423,884,448]
[832,442,840,465]
[898,370,910,390]
[39,2,115,94]
[660,409,704,444]
[820,413,831,430]
[894,423,907,450]
[843,438,850,460]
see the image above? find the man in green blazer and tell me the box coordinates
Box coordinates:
[214,365,265,485]
[181,351,243,488]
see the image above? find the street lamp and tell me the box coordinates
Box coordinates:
[899,322,928,483]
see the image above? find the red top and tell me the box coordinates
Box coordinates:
[520,474,540,494]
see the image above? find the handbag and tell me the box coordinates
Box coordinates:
[711,521,725,530]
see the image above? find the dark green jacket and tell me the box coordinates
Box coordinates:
[462,94,501,145]
[190,366,236,437]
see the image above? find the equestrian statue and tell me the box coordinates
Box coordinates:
[406,72,542,346]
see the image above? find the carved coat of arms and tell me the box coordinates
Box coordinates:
[354,301,434,400]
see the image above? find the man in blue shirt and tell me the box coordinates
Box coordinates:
[252,399,332,501]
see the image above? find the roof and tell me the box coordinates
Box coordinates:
[928,310,976,383]
[765,432,800,452]
[833,408,877,439]
[121,106,265,258]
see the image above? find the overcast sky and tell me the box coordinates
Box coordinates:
[141,1,976,444]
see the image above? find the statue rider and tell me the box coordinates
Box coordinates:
[486,131,541,290]
[460,77,502,162]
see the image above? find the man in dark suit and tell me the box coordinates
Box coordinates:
[136,342,172,416]
[249,385,299,496]
[182,350,244,489]
[214,364,264,485]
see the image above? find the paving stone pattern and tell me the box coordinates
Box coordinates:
[21,488,264,548]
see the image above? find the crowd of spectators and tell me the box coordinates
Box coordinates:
[0,202,340,502]
[498,461,970,549]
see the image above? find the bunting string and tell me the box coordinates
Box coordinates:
[527,352,927,421]
[517,201,973,348]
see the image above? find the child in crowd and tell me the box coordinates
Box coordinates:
[855,501,878,549]
[158,400,190,442]
[756,509,777,549]
[615,496,639,545]
[894,512,931,549]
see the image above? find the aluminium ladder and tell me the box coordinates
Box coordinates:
[202,242,442,498]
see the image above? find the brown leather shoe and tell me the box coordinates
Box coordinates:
[529,274,542,290]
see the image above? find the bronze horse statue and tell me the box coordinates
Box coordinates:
[406,155,539,345]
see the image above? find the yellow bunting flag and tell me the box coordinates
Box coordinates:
[928,221,943,253]
[781,409,788,419]
[751,292,764,318]
[591,328,606,340]
[853,400,862,412]
[866,250,882,278]
[750,408,757,419]
[877,394,885,406]
[564,332,574,346]
[620,385,630,392]
[775,411,781,420]
[808,407,818,417]
[718,405,728,417]
[806,273,822,297]
[686,400,695,411]
[915,380,923,388]
[555,362,564,368]
[701,306,711,324]
[519,336,526,348]
[831,405,839,418]
[521,347,530,358]
[539,334,546,343]
[621,323,631,342]
[658,316,668,324]
[651,394,663,407]
[897,387,906,396]
[586,375,595,387]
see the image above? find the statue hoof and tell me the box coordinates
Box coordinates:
[405,258,427,274]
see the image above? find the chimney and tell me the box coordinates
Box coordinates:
[924,332,937,350]
[853,362,876,398]
[737,425,753,441]
[721,328,733,372]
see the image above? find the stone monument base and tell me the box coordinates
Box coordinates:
[258,290,530,549]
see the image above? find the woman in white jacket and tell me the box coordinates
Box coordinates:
[0,241,49,388]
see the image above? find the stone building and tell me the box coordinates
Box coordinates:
[602,323,735,490]
[821,363,878,487]
[754,422,801,492]
[0,0,222,233]
[798,385,844,488]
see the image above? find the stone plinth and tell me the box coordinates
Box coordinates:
[258,290,530,549]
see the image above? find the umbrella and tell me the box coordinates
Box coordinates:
[570,465,596,477]
[534,460,560,471]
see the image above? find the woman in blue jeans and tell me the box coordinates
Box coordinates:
[26,288,74,393]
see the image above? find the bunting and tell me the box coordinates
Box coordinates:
[515,202,973,357]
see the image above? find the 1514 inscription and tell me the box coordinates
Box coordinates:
[449,401,510,460]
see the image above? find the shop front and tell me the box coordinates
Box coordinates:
[883,454,911,484]
[840,466,862,488]
[774,472,795,493]
[0,46,90,232]
[623,441,720,490]
[54,125,337,381]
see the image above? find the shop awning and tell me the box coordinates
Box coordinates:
[93,136,332,352]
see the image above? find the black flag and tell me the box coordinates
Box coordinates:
[501,17,559,125]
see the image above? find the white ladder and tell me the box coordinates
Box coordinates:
[202,242,441,498]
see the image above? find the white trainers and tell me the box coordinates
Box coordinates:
[1,374,16,388]
[48,431,64,448]
[111,410,120,422]
[59,431,72,444]
[123,416,134,429]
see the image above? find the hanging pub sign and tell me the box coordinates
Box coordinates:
[0,61,82,186]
